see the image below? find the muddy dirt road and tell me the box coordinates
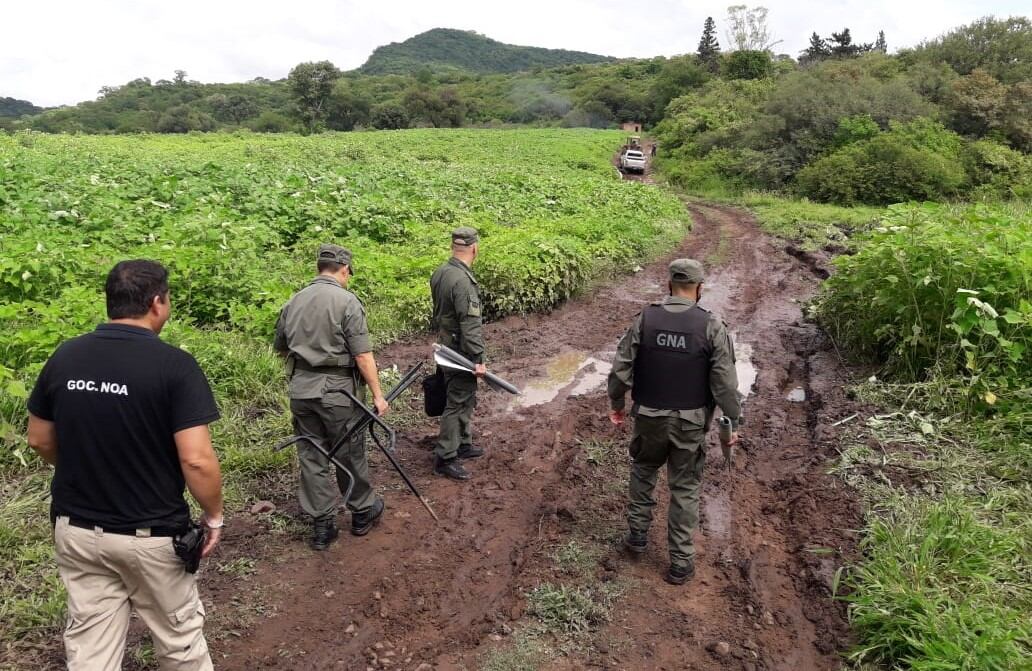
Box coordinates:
[203,202,862,670]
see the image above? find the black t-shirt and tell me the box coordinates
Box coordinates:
[28,324,220,528]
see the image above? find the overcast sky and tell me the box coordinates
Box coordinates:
[2,0,1027,107]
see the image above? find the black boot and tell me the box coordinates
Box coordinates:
[624,530,648,555]
[664,561,695,585]
[310,517,339,551]
[457,444,484,459]
[351,498,385,536]
[434,455,471,480]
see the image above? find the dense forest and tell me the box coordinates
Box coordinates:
[2,16,1030,204]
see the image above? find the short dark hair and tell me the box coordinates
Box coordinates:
[317,260,347,274]
[105,260,169,319]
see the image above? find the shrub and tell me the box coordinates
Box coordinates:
[753,64,935,172]
[370,103,410,130]
[962,140,1032,200]
[722,50,774,80]
[156,105,216,133]
[832,114,881,148]
[817,203,1032,410]
[796,119,965,204]
[653,78,774,157]
[247,111,295,133]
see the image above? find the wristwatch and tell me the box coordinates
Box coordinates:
[202,515,225,529]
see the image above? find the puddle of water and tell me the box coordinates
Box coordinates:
[703,491,732,540]
[514,331,756,410]
[732,335,757,398]
[787,387,806,402]
[513,350,614,409]
[569,357,612,396]
[698,278,732,315]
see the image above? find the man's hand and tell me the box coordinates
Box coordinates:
[474,363,487,378]
[609,408,626,426]
[373,395,390,416]
[201,528,221,558]
[27,414,58,466]
[198,514,222,557]
[729,432,740,446]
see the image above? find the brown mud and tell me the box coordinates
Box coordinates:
[188,199,865,671]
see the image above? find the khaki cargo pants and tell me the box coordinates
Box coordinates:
[435,369,478,460]
[53,516,212,670]
[291,398,376,519]
[627,415,707,569]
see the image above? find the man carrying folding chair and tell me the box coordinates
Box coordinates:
[274,244,389,550]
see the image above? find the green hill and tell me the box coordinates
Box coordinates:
[357,28,614,75]
[0,97,42,118]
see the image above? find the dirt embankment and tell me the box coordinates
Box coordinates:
[176,201,867,671]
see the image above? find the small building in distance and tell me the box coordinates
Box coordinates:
[620,121,642,133]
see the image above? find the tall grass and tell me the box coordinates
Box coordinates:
[847,497,1030,670]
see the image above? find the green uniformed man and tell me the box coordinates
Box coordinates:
[430,226,488,481]
[274,244,389,550]
[607,258,742,585]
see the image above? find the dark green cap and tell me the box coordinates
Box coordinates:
[318,243,354,273]
[452,226,479,246]
[669,258,704,283]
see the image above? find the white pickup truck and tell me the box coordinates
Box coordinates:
[619,149,647,174]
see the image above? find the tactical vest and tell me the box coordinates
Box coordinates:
[632,304,713,410]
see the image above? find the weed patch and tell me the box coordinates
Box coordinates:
[527,583,618,635]
[818,203,1032,410]
[833,389,1031,671]
[480,629,553,671]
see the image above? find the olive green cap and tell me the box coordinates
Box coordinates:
[451,226,479,246]
[317,243,354,273]
[669,258,704,283]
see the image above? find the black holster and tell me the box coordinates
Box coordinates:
[423,367,447,417]
[173,523,206,574]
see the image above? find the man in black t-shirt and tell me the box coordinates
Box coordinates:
[27,260,224,671]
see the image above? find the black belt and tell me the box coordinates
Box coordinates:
[67,517,182,538]
[292,359,353,374]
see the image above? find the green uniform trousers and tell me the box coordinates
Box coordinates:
[628,414,707,568]
[290,398,376,519]
[435,369,477,460]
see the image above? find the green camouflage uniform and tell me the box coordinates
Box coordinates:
[608,260,742,570]
[430,228,485,461]
[274,246,376,520]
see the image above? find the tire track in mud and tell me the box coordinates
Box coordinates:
[207,202,862,670]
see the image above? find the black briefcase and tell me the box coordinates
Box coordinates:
[422,368,447,417]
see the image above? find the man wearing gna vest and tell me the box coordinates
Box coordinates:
[607,258,742,585]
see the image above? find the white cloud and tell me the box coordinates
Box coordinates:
[0,0,1024,107]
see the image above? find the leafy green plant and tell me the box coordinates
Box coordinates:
[818,203,1032,411]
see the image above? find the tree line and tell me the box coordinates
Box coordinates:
[654,15,1031,204]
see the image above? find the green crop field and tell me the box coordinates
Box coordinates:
[0,128,690,649]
